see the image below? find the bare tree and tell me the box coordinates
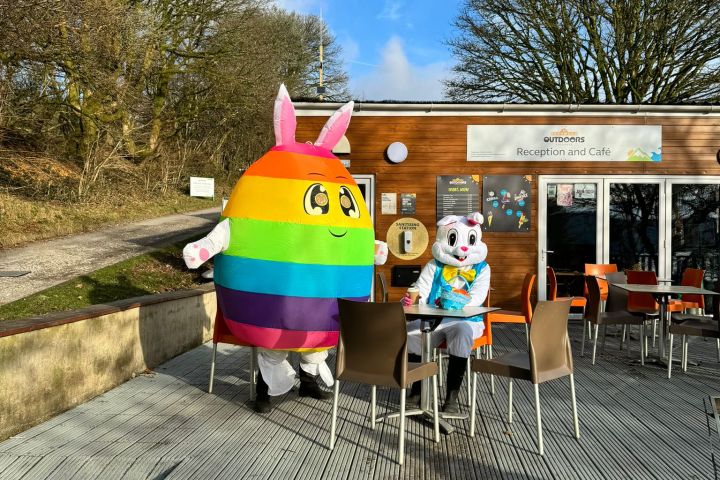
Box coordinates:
[446,0,720,103]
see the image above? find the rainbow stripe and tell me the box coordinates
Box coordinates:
[215,149,375,351]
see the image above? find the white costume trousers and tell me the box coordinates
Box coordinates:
[256,349,334,396]
[406,318,485,358]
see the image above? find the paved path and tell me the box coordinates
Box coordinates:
[0,208,220,305]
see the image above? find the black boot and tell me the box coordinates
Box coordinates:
[443,355,467,414]
[406,353,422,406]
[299,368,332,400]
[254,372,272,414]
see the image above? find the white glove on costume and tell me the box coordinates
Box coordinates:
[183,219,231,269]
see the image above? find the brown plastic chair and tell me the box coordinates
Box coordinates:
[376,271,389,302]
[667,294,720,378]
[330,299,439,465]
[469,300,580,455]
[668,268,705,313]
[582,275,646,365]
[584,263,618,300]
[208,304,257,399]
[487,273,536,343]
[547,267,587,319]
[626,270,660,348]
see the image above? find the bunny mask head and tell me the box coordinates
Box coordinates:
[431,212,488,268]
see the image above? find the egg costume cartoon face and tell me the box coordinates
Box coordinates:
[183,85,376,353]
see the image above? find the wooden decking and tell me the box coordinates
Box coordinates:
[1,322,718,479]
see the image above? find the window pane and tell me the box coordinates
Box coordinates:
[609,183,659,272]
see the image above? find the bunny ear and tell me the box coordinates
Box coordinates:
[466,212,484,225]
[437,215,459,227]
[273,84,296,146]
[314,101,353,150]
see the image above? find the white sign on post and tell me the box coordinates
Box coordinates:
[190,177,215,198]
[468,125,662,162]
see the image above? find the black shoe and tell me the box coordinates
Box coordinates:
[442,389,460,414]
[406,377,422,406]
[254,394,272,413]
[299,369,332,400]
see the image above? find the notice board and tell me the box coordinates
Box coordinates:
[482,175,532,232]
[436,176,480,222]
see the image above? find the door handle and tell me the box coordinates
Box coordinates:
[545,250,555,254]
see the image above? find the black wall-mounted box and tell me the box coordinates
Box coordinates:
[391,265,421,287]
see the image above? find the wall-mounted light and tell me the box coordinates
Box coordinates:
[716,148,720,164]
[386,142,408,163]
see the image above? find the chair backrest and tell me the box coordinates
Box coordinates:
[626,270,658,312]
[546,266,559,301]
[376,271,389,302]
[529,300,573,384]
[584,263,618,296]
[604,271,629,312]
[521,273,537,323]
[336,299,409,388]
[680,267,705,309]
[584,275,602,323]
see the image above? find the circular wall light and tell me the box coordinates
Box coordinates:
[386,142,408,163]
[716,148,720,164]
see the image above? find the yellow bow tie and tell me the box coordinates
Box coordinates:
[442,265,476,284]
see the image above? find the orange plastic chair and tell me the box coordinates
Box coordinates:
[668,268,705,313]
[208,304,258,398]
[487,273,536,343]
[547,267,588,311]
[584,264,618,301]
[626,270,659,314]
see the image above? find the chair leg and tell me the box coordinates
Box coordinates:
[534,384,544,456]
[399,387,406,465]
[716,339,720,363]
[436,348,444,387]
[432,375,440,443]
[250,347,257,401]
[569,374,580,439]
[330,380,340,450]
[620,325,627,351]
[682,335,688,372]
[667,334,673,379]
[639,324,645,366]
[466,355,472,406]
[371,385,376,430]
[601,324,608,354]
[581,320,587,357]
[588,320,593,340]
[507,379,513,424]
[592,324,599,365]
[488,345,495,395]
[525,323,529,348]
[208,342,218,394]
[470,371,477,438]
[652,319,657,348]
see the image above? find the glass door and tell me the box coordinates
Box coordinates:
[604,179,665,274]
[539,178,603,300]
[667,179,720,313]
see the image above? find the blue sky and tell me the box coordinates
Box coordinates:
[275,0,463,101]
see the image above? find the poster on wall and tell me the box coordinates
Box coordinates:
[400,193,416,214]
[381,193,397,214]
[557,184,573,207]
[482,175,532,232]
[436,176,480,222]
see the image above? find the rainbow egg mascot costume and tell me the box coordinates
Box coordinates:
[184,84,387,399]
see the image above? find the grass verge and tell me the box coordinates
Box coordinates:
[0,191,218,249]
[0,242,211,322]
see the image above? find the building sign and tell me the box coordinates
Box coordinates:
[190,177,215,198]
[436,175,480,222]
[467,125,662,162]
[482,175,531,232]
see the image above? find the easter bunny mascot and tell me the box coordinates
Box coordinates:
[184,84,388,413]
[401,212,490,413]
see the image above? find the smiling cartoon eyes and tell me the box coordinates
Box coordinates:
[447,228,479,247]
[303,183,360,218]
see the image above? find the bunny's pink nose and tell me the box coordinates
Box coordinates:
[460,246,468,252]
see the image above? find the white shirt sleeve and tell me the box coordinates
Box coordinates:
[467,264,491,307]
[413,261,437,305]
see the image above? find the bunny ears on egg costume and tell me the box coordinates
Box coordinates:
[437,212,485,227]
[273,83,354,151]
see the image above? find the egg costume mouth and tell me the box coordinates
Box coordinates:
[329,229,347,238]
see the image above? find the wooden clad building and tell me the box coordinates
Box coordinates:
[296,103,720,309]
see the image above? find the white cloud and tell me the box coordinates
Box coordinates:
[378,1,403,20]
[350,36,449,101]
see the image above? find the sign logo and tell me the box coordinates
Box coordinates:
[544,127,584,143]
